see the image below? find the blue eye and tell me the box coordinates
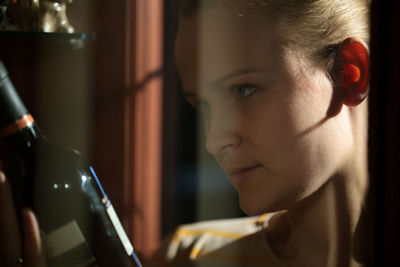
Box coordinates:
[236,84,258,97]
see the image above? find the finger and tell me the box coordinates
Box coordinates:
[22,208,47,267]
[0,171,22,265]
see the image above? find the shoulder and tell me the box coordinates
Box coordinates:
[148,214,285,267]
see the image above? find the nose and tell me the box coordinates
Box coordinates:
[204,106,241,156]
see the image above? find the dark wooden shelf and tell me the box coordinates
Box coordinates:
[0,31,96,41]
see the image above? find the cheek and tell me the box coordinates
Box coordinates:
[274,78,350,195]
[244,70,333,154]
[249,75,344,194]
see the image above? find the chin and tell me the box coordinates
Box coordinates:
[238,194,277,216]
[238,190,299,216]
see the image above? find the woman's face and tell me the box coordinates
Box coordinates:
[175,9,353,215]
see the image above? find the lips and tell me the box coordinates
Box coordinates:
[229,165,262,185]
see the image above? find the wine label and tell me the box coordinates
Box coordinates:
[106,203,134,256]
[43,221,96,267]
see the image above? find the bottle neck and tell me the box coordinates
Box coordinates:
[0,114,35,139]
[0,77,29,129]
[0,114,44,149]
[0,61,44,146]
[0,61,31,130]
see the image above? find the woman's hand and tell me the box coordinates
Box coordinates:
[0,171,47,267]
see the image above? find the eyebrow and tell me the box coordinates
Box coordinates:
[211,68,264,89]
[182,68,264,99]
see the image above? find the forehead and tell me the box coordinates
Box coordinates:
[175,10,288,92]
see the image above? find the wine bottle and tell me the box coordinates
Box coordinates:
[0,61,142,267]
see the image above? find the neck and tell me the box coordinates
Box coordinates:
[267,162,368,267]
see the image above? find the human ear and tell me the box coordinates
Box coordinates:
[328,38,370,117]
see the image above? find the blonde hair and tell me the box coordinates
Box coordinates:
[179,0,370,70]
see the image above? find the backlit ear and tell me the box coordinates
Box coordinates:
[328,38,369,116]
